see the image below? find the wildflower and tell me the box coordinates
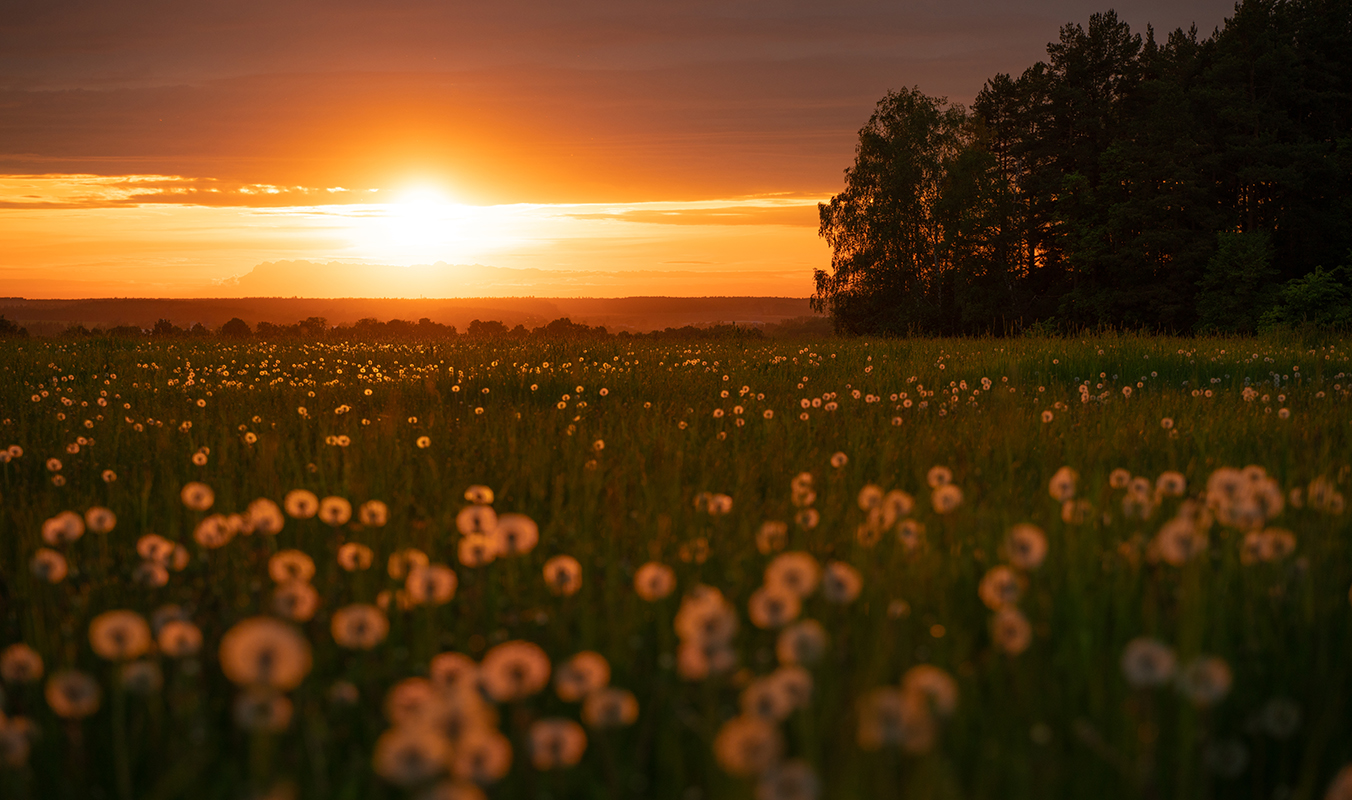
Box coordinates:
[1177,656,1232,706]
[1154,517,1207,566]
[269,549,316,583]
[978,566,1022,610]
[1005,524,1047,570]
[388,548,429,579]
[464,485,495,505]
[331,604,389,650]
[543,555,583,596]
[1120,637,1177,687]
[193,514,235,548]
[676,639,738,680]
[1041,410,1054,423]
[429,652,479,692]
[338,542,374,571]
[857,688,934,753]
[755,760,821,800]
[881,490,915,525]
[102,469,117,483]
[634,562,677,601]
[458,534,497,567]
[234,687,294,732]
[191,452,208,466]
[1156,471,1187,497]
[89,610,151,660]
[713,715,783,776]
[756,521,788,555]
[219,617,313,689]
[771,664,813,710]
[1048,466,1077,501]
[741,676,795,721]
[0,717,33,767]
[359,500,389,526]
[372,725,451,787]
[902,665,958,717]
[857,484,883,511]
[416,435,432,449]
[46,457,62,472]
[1109,468,1131,489]
[247,498,285,534]
[0,643,44,683]
[30,548,68,583]
[180,481,215,511]
[748,585,802,629]
[45,670,101,719]
[451,729,513,784]
[41,510,85,545]
[383,677,442,727]
[406,564,458,605]
[991,607,1032,655]
[897,519,925,551]
[775,620,827,666]
[158,620,203,657]
[830,452,848,468]
[821,562,863,604]
[283,489,319,518]
[794,508,820,529]
[318,496,352,526]
[765,552,821,598]
[480,640,551,702]
[273,581,321,622]
[555,651,610,701]
[1160,417,1174,430]
[120,660,163,694]
[84,506,116,534]
[133,561,170,587]
[931,484,963,514]
[493,513,539,555]
[927,466,953,487]
[456,505,497,536]
[582,686,639,728]
[529,718,588,769]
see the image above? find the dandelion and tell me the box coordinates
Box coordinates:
[133,561,170,587]
[633,561,677,601]
[1154,517,1207,566]
[1048,466,1077,501]
[268,549,316,583]
[529,718,588,769]
[1156,471,1187,497]
[30,548,68,583]
[543,555,583,596]
[416,435,431,448]
[978,566,1023,610]
[273,581,321,622]
[46,457,62,472]
[120,660,164,694]
[318,496,352,526]
[359,500,389,526]
[331,604,389,650]
[464,485,495,505]
[991,607,1032,655]
[458,533,497,567]
[180,481,214,511]
[1177,657,1233,706]
[857,484,883,511]
[882,490,915,524]
[456,504,497,536]
[193,514,235,548]
[338,542,374,571]
[234,687,294,732]
[1005,524,1048,570]
[480,640,551,702]
[902,665,959,717]
[1160,417,1174,430]
[493,513,539,555]
[821,562,863,604]
[219,617,313,689]
[1109,468,1132,489]
[101,469,117,483]
[429,652,479,692]
[748,585,802,629]
[794,507,820,529]
[371,725,451,787]
[740,676,795,722]
[713,715,783,776]
[191,451,208,466]
[1041,410,1054,423]
[756,521,788,554]
[931,484,963,514]
[756,760,821,800]
[284,489,319,519]
[451,729,513,784]
[247,498,285,534]
[388,548,429,579]
[88,610,152,661]
[764,553,821,599]
[0,643,44,683]
[830,452,848,468]
[581,686,639,728]
[158,620,203,657]
[84,506,116,534]
[41,510,85,545]
[45,670,101,719]
[776,620,828,666]
[406,564,458,606]
[927,466,953,487]
[1120,637,1176,687]
[897,519,925,551]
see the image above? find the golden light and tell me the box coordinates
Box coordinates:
[342,184,528,265]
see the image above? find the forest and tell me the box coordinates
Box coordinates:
[814,0,1352,335]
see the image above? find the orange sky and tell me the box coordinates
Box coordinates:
[0,0,1237,298]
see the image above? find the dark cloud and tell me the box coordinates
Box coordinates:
[0,0,1239,200]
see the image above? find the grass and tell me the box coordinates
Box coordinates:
[0,331,1349,800]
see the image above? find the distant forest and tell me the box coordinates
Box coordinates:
[814,0,1352,335]
[0,314,829,342]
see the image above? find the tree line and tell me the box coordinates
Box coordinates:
[814,0,1352,335]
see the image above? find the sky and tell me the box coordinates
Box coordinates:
[0,0,1239,298]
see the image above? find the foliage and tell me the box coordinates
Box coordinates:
[1260,258,1352,329]
[1195,231,1279,333]
[1,334,1351,799]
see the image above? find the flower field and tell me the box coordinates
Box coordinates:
[1,333,1350,800]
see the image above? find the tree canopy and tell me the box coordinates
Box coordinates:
[815,0,1352,335]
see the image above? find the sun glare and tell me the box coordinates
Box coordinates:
[343,184,524,265]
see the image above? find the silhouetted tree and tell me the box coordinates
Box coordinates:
[220,317,252,338]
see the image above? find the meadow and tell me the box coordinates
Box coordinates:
[0,332,1350,800]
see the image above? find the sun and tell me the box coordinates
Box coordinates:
[385,186,455,251]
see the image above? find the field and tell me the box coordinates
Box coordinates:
[1,333,1350,800]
